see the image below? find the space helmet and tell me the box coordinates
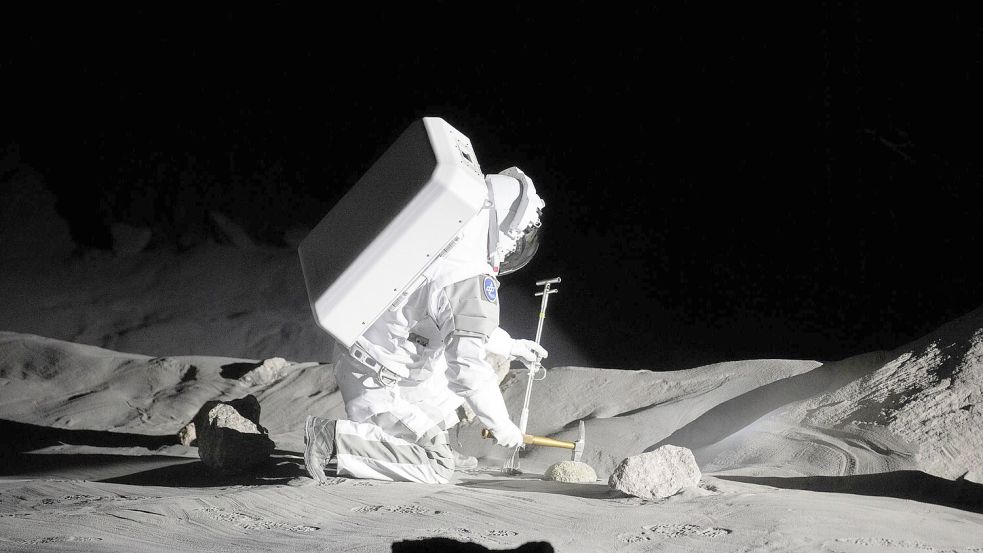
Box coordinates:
[486,167,545,276]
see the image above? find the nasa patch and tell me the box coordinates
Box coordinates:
[482,276,498,302]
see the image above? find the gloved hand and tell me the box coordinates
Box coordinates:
[490,420,524,449]
[466,386,523,448]
[509,339,548,365]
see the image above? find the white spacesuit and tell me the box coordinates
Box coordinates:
[304,167,547,484]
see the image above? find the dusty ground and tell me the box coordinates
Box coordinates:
[1,327,981,552]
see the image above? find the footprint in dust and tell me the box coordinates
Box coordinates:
[833,537,983,552]
[418,527,475,540]
[18,537,103,545]
[35,494,151,508]
[486,530,518,537]
[417,528,518,544]
[617,523,732,543]
[646,524,732,538]
[352,505,442,515]
[616,532,649,544]
[197,507,318,533]
[698,482,721,493]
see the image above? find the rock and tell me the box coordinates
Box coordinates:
[177,422,197,446]
[608,445,701,499]
[110,222,153,256]
[240,357,289,386]
[193,395,262,429]
[544,460,597,483]
[195,394,275,473]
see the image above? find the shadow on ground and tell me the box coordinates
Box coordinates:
[716,471,983,514]
[100,453,306,487]
[0,418,305,487]
[0,418,179,453]
[457,477,621,499]
[220,361,263,379]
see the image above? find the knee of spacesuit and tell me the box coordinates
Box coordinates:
[369,412,417,441]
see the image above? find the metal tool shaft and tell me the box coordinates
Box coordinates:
[533,277,561,344]
[518,277,560,434]
[503,276,561,475]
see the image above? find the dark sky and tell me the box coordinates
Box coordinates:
[3,4,982,370]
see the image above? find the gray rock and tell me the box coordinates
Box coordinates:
[177,422,196,447]
[608,445,701,499]
[239,357,290,386]
[544,460,597,483]
[195,394,275,473]
[193,395,262,430]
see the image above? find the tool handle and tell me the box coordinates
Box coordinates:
[481,429,575,450]
[525,435,576,449]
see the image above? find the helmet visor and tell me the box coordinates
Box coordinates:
[498,225,541,276]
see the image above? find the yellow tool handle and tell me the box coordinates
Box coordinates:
[526,435,576,449]
[481,429,575,450]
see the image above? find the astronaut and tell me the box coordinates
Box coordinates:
[303,167,547,484]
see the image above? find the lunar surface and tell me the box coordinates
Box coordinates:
[1,242,982,552]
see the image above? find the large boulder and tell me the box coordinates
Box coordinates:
[194,395,275,473]
[608,445,701,499]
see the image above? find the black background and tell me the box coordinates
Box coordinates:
[3,4,982,370]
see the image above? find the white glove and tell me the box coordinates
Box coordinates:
[466,386,523,448]
[490,420,524,449]
[510,339,548,365]
[485,327,513,358]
